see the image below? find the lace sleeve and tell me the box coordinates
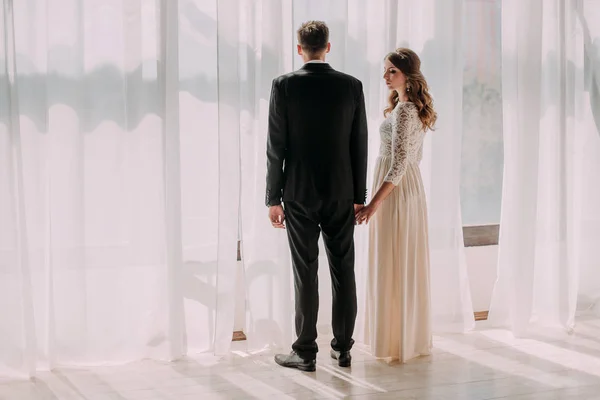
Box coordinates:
[383,103,413,185]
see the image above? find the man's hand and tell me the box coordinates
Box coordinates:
[354,204,365,224]
[355,203,378,225]
[354,204,365,214]
[268,205,286,229]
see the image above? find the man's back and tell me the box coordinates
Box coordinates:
[269,20,366,372]
[265,62,368,206]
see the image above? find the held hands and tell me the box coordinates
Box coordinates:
[353,204,364,225]
[356,182,393,224]
[268,205,286,229]
[355,202,378,225]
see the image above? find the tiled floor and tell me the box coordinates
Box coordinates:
[3,317,600,399]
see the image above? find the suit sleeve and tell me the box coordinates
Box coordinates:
[265,78,288,206]
[350,81,368,204]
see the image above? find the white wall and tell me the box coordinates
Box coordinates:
[465,245,498,312]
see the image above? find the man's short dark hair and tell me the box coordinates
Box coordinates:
[297,21,329,56]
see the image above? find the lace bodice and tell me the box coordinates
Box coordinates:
[379,102,425,185]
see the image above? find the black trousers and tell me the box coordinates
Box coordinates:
[283,200,357,361]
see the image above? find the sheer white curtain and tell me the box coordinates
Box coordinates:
[236,0,295,352]
[577,0,600,315]
[488,0,600,335]
[0,0,237,378]
[239,0,474,354]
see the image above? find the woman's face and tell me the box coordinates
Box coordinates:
[383,58,407,91]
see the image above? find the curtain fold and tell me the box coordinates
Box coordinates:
[159,0,185,361]
[0,0,37,377]
[213,0,242,355]
[576,0,600,316]
[238,0,295,352]
[488,0,600,335]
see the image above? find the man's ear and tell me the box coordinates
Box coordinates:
[326,43,331,53]
[297,44,303,56]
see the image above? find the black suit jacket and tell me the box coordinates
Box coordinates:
[265,63,368,207]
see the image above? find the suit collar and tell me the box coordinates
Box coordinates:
[300,62,334,71]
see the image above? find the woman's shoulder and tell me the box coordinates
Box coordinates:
[393,101,418,116]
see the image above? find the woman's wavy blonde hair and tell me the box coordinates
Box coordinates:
[383,48,437,131]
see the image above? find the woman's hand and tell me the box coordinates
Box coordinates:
[356,182,394,225]
[356,202,379,225]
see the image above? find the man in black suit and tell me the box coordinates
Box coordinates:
[265,20,368,371]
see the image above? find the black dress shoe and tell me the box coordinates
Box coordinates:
[330,349,351,367]
[274,351,316,372]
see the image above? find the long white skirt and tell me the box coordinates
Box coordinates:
[364,155,433,363]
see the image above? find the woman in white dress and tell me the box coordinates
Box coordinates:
[356,48,437,363]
